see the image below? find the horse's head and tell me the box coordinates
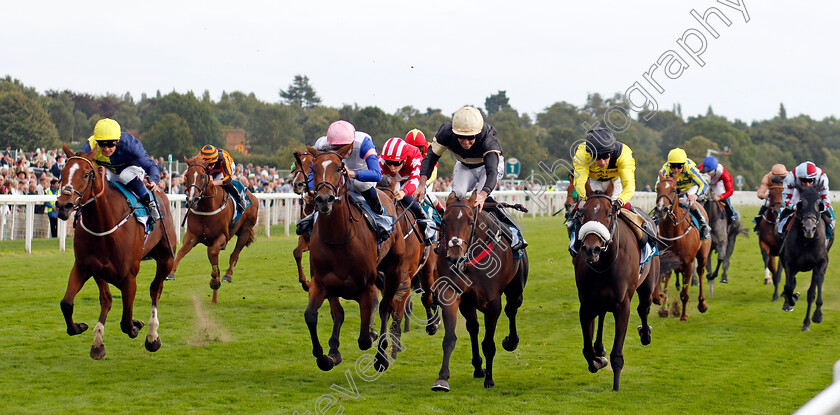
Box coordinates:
[796,182,824,239]
[577,181,615,264]
[441,191,478,271]
[564,175,577,214]
[182,156,215,209]
[309,144,351,215]
[55,144,104,220]
[654,173,678,221]
[292,150,314,195]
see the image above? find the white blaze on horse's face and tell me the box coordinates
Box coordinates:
[67,164,80,187]
[189,170,199,199]
[320,160,332,182]
[457,210,463,220]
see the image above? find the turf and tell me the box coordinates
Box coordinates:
[0,208,838,414]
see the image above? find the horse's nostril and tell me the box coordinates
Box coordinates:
[328,195,336,204]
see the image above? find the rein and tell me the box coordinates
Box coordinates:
[64,156,136,237]
[655,180,693,240]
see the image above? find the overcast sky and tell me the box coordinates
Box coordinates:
[2,0,837,123]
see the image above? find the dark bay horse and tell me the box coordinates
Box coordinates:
[169,156,259,304]
[574,183,661,391]
[302,145,413,372]
[758,176,785,299]
[431,192,528,392]
[702,195,746,291]
[292,150,314,292]
[56,145,176,359]
[779,184,832,331]
[654,174,711,321]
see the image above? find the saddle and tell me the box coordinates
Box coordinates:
[111,181,157,233]
[347,192,395,243]
[618,207,654,247]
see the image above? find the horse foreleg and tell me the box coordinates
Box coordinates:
[611,301,631,391]
[696,248,709,313]
[358,285,377,351]
[90,277,112,359]
[170,231,198,279]
[481,297,502,389]
[145,253,171,353]
[207,235,226,303]
[326,297,344,365]
[782,265,800,312]
[432,300,460,392]
[388,279,411,361]
[462,305,484,378]
[294,236,310,291]
[501,277,525,352]
[118,273,142,338]
[61,264,91,336]
[305,284,332,371]
[811,262,827,326]
[679,267,691,321]
[721,232,737,283]
[580,307,606,373]
[637,270,655,345]
[594,312,606,358]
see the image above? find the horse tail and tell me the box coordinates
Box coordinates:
[243,225,256,247]
[658,251,682,275]
[736,225,750,237]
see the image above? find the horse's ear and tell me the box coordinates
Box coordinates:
[306,145,318,155]
[658,171,665,181]
[584,179,593,197]
[183,156,190,163]
[468,191,478,206]
[62,143,73,158]
[337,143,353,159]
[446,191,457,205]
[605,181,614,197]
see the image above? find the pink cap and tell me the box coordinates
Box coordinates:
[326,120,356,146]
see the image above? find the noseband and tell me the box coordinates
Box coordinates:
[441,201,479,255]
[312,151,349,201]
[184,164,213,202]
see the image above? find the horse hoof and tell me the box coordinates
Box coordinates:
[680,315,688,322]
[431,379,450,392]
[764,278,771,285]
[813,311,823,324]
[658,307,669,318]
[801,325,811,332]
[133,319,145,330]
[90,344,106,360]
[426,323,438,336]
[301,282,310,292]
[720,277,728,284]
[484,379,495,389]
[373,353,389,372]
[222,274,232,283]
[783,305,794,312]
[164,273,176,281]
[209,278,221,290]
[772,294,779,302]
[698,303,708,313]
[502,336,519,352]
[316,355,335,371]
[638,325,652,345]
[328,352,343,366]
[68,322,89,336]
[473,368,486,378]
[127,326,140,339]
[145,337,162,352]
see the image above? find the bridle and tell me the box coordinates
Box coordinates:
[655,178,690,229]
[578,193,620,272]
[292,153,312,194]
[62,156,105,208]
[311,151,357,245]
[440,201,479,257]
[763,184,785,223]
[184,164,215,202]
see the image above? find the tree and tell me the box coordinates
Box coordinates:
[246,103,303,153]
[141,91,224,150]
[485,90,510,116]
[778,103,787,120]
[44,93,75,141]
[0,90,60,150]
[141,113,194,159]
[112,92,141,130]
[279,75,322,108]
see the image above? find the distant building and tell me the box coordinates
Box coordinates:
[224,129,249,154]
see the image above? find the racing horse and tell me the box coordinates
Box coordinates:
[168,155,258,304]
[757,176,786,299]
[702,194,746,291]
[779,184,832,331]
[653,173,711,321]
[55,144,177,359]
[431,192,529,392]
[574,182,662,391]
[292,150,315,291]
[301,145,413,372]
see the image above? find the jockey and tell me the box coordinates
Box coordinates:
[567,128,636,249]
[82,118,162,222]
[379,136,433,244]
[778,161,835,239]
[415,106,526,251]
[198,144,246,212]
[656,148,711,240]
[404,128,444,214]
[698,156,737,222]
[753,163,788,231]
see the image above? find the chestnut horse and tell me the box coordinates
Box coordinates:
[292,150,314,291]
[431,192,528,392]
[758,176,785,299]
[301,145,413,372]
[169,156,258,304]
[574,183,662,391]
[779,184,833,331]
[653,174,711,321]
[56,145,176,359]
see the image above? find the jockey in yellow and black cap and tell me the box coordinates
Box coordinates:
[199,144,246,212]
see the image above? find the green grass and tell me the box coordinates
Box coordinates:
[1,208,838,414]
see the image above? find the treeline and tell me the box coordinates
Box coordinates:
[2,74,839,190]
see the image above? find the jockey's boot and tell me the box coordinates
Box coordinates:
[296,212,315,236]
[140,193,161,222]
[823,207,835,241]
[754,205,767,232]
[488,199,527,251]
[690,205,710,240]
[723,198,737,222]
[362,187,384,215]
[777,207,794,238]
[223,182,247,212]
[404,197,434,245]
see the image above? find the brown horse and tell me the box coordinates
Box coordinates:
[653,174,711,321]
[302,145,413,372]
[574,182,662,391]
[169,156,258,304]
[292,150,314,291]
[431,192,528,392]
[758,176,785,299]
[55,145,176,359]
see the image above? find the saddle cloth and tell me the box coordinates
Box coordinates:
[111,181,156,233]
[230,180,252,223]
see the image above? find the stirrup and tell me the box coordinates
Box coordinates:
[146,201,161,222]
